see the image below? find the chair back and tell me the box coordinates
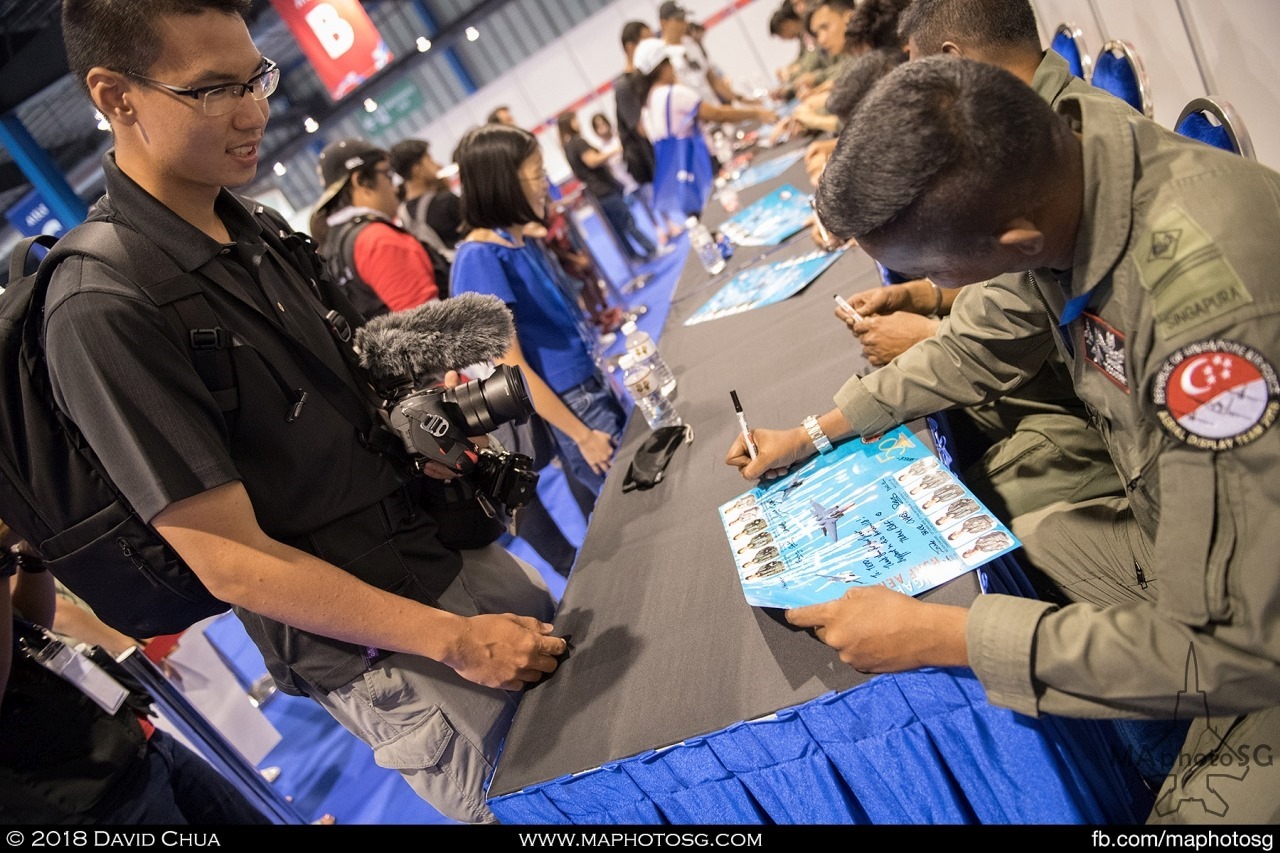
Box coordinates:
[1050,23,1092,81]
[1175,96,1256,160]
[1091,39,1154,118]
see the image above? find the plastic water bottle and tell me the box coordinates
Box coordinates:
[714,175,740,213]
[621,319,677,397]
[687,216,726,275]
[714,230,735,261]
[620,353,683,430]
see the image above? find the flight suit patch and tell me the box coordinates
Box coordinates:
[1153,340,1280,450]
[1082,312,1128,392]
[1136,205,1251,339]
[1149,229,1181,260]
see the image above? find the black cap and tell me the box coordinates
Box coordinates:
[658,2,687,21]
[315,137,385,211]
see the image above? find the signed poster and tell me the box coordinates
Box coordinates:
[718,426,1021,609]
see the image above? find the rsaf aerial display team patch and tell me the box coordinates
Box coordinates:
[1153,340,1280,450]
[1082,312,1129,391]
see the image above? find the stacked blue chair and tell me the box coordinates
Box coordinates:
[1175,96,1256,159]
[1091,39,1154,118]
[1050,23,1092,81]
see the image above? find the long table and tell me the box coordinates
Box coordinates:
[487,140,1156,825]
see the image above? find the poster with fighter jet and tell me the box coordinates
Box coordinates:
[718,184,814,246]
[717,425,1020,609]
[683,248,846,327]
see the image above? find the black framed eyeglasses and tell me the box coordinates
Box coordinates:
[125,59,279,117]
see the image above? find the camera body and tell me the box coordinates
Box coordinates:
[387,363,540,510]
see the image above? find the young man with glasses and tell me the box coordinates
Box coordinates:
[48,0,564,824]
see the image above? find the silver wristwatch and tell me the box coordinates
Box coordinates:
[803,415,833,454]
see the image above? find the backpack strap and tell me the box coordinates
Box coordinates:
[403,192,454,263]
[47,220,242,419]
[8,234,59,282]
[324,216,391,319]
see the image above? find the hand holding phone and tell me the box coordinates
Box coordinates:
[833,293,865,324]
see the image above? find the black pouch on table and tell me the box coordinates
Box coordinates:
[622,424,693,493]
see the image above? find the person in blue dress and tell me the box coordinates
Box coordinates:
[450,124,627,497]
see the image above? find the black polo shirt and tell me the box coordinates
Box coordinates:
[614,72,656,185]
[44,152,462,692]
[565,135,623,199]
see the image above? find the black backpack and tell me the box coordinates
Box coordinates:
[0,204,357,639]
[0,220,240,637]
[323,214,451,319]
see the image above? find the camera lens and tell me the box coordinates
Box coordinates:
[445,364,534,434]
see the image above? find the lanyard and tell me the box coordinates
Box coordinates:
[492,230,599,358]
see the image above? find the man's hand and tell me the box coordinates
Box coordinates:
[843,285,907,318]
[848,313,941,366]
[809,216,839,251]
[725,425,814,481]
[785,586,969,673]
[804,138,836,187]
[419,370,487,481]
[849,279,939,317]
[755,107,781,125]
[444,613,567,691]
[767,116,801,146]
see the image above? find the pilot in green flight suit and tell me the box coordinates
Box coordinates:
[727,58,1280,823]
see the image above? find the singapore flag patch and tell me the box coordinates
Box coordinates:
[1153,340,1280,450]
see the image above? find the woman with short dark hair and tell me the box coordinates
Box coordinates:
[558,111,657,264]
[450,124,627,497]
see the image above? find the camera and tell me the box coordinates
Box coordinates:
[386,364,540,510]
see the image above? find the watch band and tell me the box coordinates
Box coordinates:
[929,281,944,318]
[803,415,833,454]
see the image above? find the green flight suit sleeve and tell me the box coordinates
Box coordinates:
[833,273,1059,436]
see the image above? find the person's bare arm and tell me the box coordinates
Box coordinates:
[699,102,778,126]
[152,482,565,690]
[1,525,55,628]
[495,337,616,476]
[786,586,969,672]
[579,143,621,169]
[708,69,740,107]
[51,594,141,657]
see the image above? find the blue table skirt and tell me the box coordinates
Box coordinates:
[489,657,1156,825]
[488,538,1168,825]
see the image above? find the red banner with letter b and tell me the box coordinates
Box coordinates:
[270,0,393,101]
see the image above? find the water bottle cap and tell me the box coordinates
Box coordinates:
[617,352,634,369]
[685,215,699,227]
[621,320,638,335]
